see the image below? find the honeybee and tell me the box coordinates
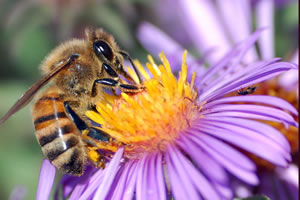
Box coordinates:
[0,27,144,176]
[237,86,258,95]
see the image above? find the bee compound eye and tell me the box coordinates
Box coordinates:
[93,40,113,61]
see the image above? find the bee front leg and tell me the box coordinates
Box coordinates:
[119,50,143,84]
[91,78,144,94]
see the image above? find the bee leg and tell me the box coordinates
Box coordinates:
[92,78,144,94]
[64,102,111,142]
[64,102,111,168]
[119,50,143,84]
[87,147,106,168]
[64,101,88,131]
[84,127,113,168]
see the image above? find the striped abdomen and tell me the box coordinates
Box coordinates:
[32,92,87,176]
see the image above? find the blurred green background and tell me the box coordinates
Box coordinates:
[0,0,298,199]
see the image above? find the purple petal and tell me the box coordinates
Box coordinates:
[255,0,275,59]
[278,68,299,90]
[54,175,76,199]
[36,159,56,200]
[137,22,196,71]
[184,133,259,185]
[123,161,139,200]
[136,154,148,200]
[176,134,229,184]
[290,49,299,64]
[197,28,265,89]
[195,117,291,165]
[201,104,297,127]
[212,182,233,199]
[187,132,256,171]
[172,144,222,200]
[69,167,96,200]
[78,169,105,200]
[155,153,167,200]
[177,0,231,64]
[165,147,201,200]
[93,147,124,200]
[199,58,280,96]
[276,164,299,188]
[106,161,135,200]
[215,0,258,62]
[144,154,160,200]
[204,95,298,115]
[201,62,297,101]
[201,116,291,153]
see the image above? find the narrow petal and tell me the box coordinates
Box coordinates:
[197,28,266,98]
[172,144,222,200]
[106,161,135,200]
[204,95,298,115]
[215,0,258,62]
[202,62,297,101]
[78,169,104,200]
[200,58,280,95]
[201,116,291,153]
[144,154,160,200]
[195,117,291,165]
[291,49,299,64]
[177,0,231,64]
[185,133,259,185]
[278,68,299,90]
[155,153,167,200]
[93,147,124,200]
[212,182,233,199]
[256,0,275,59]
[137,22,196,71]
[276,164,299,188]
[201,104,297,127]
[176,134,229,184]
[165,146,200,199]
[136,155,148,200]
[187,132,256,171]
[123,162,139,200]
[36,159,56,200]
[69,168,95,200]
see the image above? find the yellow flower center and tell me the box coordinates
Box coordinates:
[86,51,199,159]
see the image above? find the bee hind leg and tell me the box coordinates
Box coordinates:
[64,101,112,168]
[84,128,114,169]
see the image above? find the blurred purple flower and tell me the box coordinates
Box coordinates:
[36,29,298,199]
[138,0,298,65]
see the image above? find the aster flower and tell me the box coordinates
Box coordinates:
[138,1,298,199]
[36,30,298,199]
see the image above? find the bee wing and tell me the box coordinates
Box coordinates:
[0,54,79,125]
